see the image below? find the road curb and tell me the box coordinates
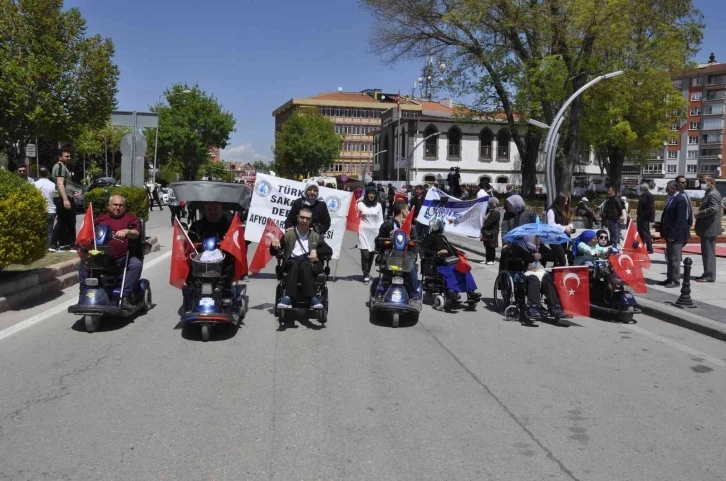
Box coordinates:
[0,237,160,314]
[449,236,726,342]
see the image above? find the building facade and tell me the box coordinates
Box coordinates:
[621,54,726,191]
[272,89,419,179]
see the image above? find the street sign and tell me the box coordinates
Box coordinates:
[120,132,147,187]
[25,144,36,157]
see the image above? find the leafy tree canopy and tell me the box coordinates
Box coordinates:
[272,111,341,179]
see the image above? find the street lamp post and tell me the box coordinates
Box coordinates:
[528,70,624,205]
[367,150,388,182]
[153,89,191,183]
[405,131,441,184]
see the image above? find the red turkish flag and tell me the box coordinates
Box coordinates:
[345,196,360,233]
[76,203,95,250]
[394,191,408,205]
[249,217,283,275]
[622,220,651,269]
[169,218,195,289]
[553,266,590,317]
[219,213,248,281]
[400,206,415,237]
[609,253,647,294]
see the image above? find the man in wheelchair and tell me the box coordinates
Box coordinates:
[375,201,421,306]
[271,207,332,310]
[507,235,566,321]
[77,195,142,310]
[187,201,235,287]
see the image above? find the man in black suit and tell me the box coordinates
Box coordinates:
[659,180,691,288]
[636,182,655,254]
[694,175,723,282]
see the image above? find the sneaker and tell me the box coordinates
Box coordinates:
[549,305,566,319]
[310,296,324,309]
[467,291,482,302]
[363,276,370,284]
[48,247,57,252]
[526,305,543,320]
[277,296,292,309]
[486,261,495,265]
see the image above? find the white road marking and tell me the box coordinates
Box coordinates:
[625,324,726,368]
[0,251,172,342]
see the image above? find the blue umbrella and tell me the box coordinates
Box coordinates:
[502,216,571,245]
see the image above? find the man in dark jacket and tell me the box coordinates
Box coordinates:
[285,182,331,237]
[694,175,723,282]
[601,186,624,247]
[636,183,655,254]
[376,201,420,305]
[660,181,691,288]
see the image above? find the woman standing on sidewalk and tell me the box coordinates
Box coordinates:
[357,184,384,284]
[481,197,500,265]
[542,193,573,267]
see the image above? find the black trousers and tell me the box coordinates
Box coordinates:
[526,273,558,307]
[484,243,496,262]
[52,198,76,247]
[542,243,567,267]
[360,250,374,276]
[636,220,653,252]
[284,256,323,300]
[169,205,181,226]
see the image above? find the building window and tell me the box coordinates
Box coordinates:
[496,176,509,184]
[690,107,701,116]
[424,125,438,159]
[707,90,726,101]
[424,175,436,185]
[672,80,682,89]
[702,133,723,144]
[692,77,703,87]
[400,127,406,159]
[670,123,680,131]
[707,75,726,85]
[705,104,724,115]
[701,149,721,158]
[333,163,343,172]
[479,129,493,161]
[686,164,697,173]
[667,151,678,159]
[447,127,461,158]
[688,136,699,144]
[669,136,678,145]
[479,175,492,184]
[496,129,510,160]
[691,92,702,101]
[689,122,700,130]
[643,163,663,174]
[666,164,677,173]
[703,118,724,130]
[687,150,699,159]
[621,165,640,174]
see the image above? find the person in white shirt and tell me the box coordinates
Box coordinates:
[476,181,488,199]
[542,193,573,266]
[34,167,57,251]
[357,184,384,284]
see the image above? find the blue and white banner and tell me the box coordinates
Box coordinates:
[415,187,488,238]
[245,173,352,258]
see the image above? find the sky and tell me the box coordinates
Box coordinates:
[66,0,725,165]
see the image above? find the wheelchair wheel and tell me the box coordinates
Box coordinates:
[493,271,515,314]
[317,309,327,324]
[433,294,446,311]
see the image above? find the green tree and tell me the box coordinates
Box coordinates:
[0,0,119,168]
[197,161,232,181]
[361,0,702,195]
[148,83,236,180]
[272,111,341,179]
[250,160,270,173]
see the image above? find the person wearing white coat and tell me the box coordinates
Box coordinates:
[357,184,384,284]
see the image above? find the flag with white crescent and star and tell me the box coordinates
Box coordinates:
[220,213,248,281]
[622,220,651,269]
[169,217,195,289]
[609,252,647,293]
[553,266,590,317]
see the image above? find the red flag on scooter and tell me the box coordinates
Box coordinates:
[400,206,415,237]
[394,190,408,204]
[345,196,360,233]
[220,213,248,281]
[76,203,95,251]
[609,253,647,293]
[622,220,651,269]
[169,218,195,289]
[553,266,590,317]
[249,217,283,275]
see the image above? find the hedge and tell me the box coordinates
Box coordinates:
[0,170,47,269]
[83,186,149,221]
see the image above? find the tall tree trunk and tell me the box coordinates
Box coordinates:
[520,130,541,198]
[605,145,626,193]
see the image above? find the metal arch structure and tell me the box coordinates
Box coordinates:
[540,70,624,206]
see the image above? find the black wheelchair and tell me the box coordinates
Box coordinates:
[420,257,478,312]
[493,253,559,323]
[273,253,331,324]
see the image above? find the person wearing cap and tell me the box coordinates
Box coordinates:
[636,182,655,253]
[285,181,331,236]
[575,197,597,229]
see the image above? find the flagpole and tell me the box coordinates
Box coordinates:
[175,216,194,247]
[91,203,97,251]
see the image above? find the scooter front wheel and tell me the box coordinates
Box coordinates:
[84,315,101,333]
[201,324,211,342]
[391,312,400,328]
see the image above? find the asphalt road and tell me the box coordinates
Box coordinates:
[1,211,725,481]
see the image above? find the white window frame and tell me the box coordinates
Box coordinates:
[692,77,703,87]
[689,122,700,130]
[672,80,682,89]
[691,92,702,101]
[687,150,699,159]
[688,136,699,144]
[686,164,697,173]
[667,151,678,159]
[666,164,677,173]
[690,107,701,116]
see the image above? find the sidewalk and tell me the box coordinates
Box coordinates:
[447,232,726,342]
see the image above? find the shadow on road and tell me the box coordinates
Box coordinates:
[71,315,136,333]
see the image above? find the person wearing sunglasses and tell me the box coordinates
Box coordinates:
[572,230,610,266]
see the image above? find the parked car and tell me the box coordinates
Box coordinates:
[160,188,170,205]
[88,177,118,191]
